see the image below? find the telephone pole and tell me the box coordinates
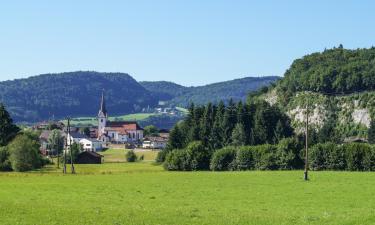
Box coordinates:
[63,124,67,174]
[68,117,76,174]
[304,97,309,181]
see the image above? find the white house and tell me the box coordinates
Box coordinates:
[79,138,103,152]
[142,136,168,149]
[66,132,88,146]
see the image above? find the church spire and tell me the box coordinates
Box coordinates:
[99,89,107,117]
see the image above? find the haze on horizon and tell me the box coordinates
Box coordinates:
[0,0,374,86]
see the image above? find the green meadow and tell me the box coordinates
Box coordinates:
[1,155,375,224]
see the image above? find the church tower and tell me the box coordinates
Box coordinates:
[98,90,108,137]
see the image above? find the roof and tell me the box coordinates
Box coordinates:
[78,151,104,158]
[80,138,102,143]
[144,136,168,142]
[39,130,52,141]
[98,90,108,117]
[69,132,88,139]
[106,121,143,130]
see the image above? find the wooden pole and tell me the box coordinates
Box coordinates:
[68,117,75,174]
[304,97,309,181]
[63,119,67,174]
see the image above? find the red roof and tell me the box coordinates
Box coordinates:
[106,121,143,130]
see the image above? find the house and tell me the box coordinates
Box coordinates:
[79,138,103,152]
[142,136,168,149]
[97,91,144,144]
[76,151,103,164]
[66,132,88,145]
[39,130,66,156]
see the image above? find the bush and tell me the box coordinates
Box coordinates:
[126,150,137,162]
[310,143,331,170]
[185,141,211,170]
[276,138,304,170]
[8,134,43,172]
[0,146,12,171]
[210,147,236,171]
[164,149,190,171]
[235,147,254,170]
[156,150,168,163]
[344,143,368,171]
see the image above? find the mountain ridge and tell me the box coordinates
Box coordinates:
[0,71,278,122]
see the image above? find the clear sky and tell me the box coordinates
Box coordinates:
[0,0,374,86]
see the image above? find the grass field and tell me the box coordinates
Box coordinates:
[65,113,157,126]
[99,149,159,163]
[1,161,375,224]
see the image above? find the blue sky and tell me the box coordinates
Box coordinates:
[0,0,374,86]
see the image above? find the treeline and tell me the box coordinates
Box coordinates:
[278,46,375,95]
[0,104,47,172]
[157,98,295,168]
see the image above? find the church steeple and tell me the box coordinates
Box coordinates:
[98,90,108,138]
[98,90,107,117]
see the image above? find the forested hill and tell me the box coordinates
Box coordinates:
[0,72,278,123]
[0,72,159,122]
[141,76,280,106]
[264,46,375,142]
[278,46,375,94]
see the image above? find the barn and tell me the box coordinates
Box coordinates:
[76,151,103,164]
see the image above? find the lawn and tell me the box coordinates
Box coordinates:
[99,148,159,163]
[1,163,375,225]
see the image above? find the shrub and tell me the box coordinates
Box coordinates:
[8,134,43,172]
[276,138,304,170]
[310,143,331,170]
[156,150,168,163]
[252,144,278,170]
[344,143,368,171]
[0,146,12,171]
[235,147,254,170]
[210,147,236,171]
[164,149,190,171]
[126,150,137,162]
[185,141,211,170]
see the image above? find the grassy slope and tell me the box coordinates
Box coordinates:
[66,113,157,126]
[1,163,375,225]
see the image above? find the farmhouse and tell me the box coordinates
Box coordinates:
[142,136,168,149]
[97,91,144,144]
[79,138,103,152]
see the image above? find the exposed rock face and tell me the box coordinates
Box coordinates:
[352,108,370,128]
[288,105,326,129]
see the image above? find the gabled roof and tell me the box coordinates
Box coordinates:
[78,151,103,158]
[69,132,88,139]
[106,121,143,130]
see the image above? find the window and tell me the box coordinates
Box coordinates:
[101,119,103,123]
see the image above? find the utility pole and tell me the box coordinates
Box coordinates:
[304,97,309,181]
[68,117,75,174]
[63,119,67,174]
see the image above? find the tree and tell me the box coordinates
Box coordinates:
[65,142,82,163]
[0,146,12,171]
[48,129,64,168]
[126,150,137,162]
[143,125,159,137]
[231,123,246,147]
[80,127,91,137]
[167,124,184,150]
[8,134,43,172]
[368,120,375,144]
[0,104,19,146]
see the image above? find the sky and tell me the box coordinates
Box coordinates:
[0,0,374,86]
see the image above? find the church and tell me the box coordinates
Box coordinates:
[97,91,144,144]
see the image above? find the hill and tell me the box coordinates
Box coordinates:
[0,71,158,122]
[141,76,279,106]
[263,46,375,142]
[0,72,278,123]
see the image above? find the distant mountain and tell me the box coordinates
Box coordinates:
[0,71,279,123]
[141,76,280,106]
[0,71,158,122]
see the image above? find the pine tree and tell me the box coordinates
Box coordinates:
[231,123,246,147]
[167,125,184,149]
[368,120,375,144]
[273,120,285,144]
[0,104,19,146]
[222,99,237,145]
[200,103,214,147]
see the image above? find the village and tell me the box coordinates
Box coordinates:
[35,91,169,164]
